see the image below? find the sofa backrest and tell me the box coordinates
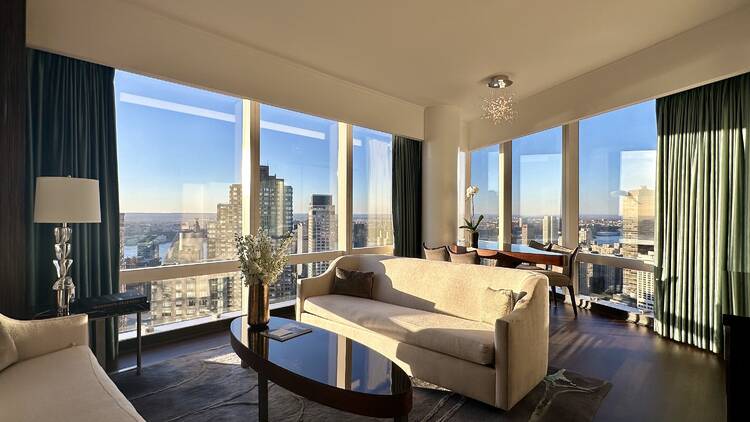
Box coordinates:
[333,254,547,322]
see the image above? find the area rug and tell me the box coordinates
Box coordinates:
[112,345,611,421]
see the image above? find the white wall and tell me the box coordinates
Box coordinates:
[469,6,750,149]
[422,105,461,246]
[26,0,424,140]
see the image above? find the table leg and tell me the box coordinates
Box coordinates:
[136,312,142,375]
[258,373,269,422]
[94,319,106,367]
[394,414,408,422]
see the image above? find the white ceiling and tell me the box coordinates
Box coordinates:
[126,0,748,120]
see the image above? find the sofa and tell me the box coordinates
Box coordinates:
[296,254,549,410]
[0,313,144,422]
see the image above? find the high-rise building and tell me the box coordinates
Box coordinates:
[621,186,655,303]
[521,224,529,245]
[207,183,242,260]
[579,226,593,245]
[119,213,125,268]
[308,194,336,276]
[166,220,208,264]
[352,221,368,248]
[542,215,559,244]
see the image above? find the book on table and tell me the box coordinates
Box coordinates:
[262,323,313,341]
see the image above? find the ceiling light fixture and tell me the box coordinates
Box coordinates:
[481,74,516,124]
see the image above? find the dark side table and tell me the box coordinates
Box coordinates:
[35,291,150,374]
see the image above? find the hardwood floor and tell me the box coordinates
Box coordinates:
[117,304,725,421]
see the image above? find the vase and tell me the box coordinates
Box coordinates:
[247,283,270,330]
[471,231,479,248]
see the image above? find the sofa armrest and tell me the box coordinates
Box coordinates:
[494,276,549,410]
[0,313,89,362]
[296,261,337,320]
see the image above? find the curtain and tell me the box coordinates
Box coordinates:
[392,136,422,258]
[27,49,121,363]
[655,72,749,353]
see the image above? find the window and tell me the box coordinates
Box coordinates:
[511,127,562,245]
[115,71,244,331]
[578,100,656,312]
[352,126,393,248]
[470,145,500,245]
[259,104,339,280]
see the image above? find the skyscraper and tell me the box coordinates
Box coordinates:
[207,183,242,260]
[308,194,336,276]
[258,166,295,300]
[542,215,559,244]
[620,186,655,308]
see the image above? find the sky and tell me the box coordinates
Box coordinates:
[471,100,657,217]
[115,71,391,215]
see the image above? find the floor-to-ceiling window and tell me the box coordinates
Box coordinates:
[470,145,500,245]
[511,127,562,245]
[259,104,339,299]
[578,100,656,312]
[352,126,393,248]
[115,70,244,333]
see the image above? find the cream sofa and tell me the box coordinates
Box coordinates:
[296,254,549,410]
[0,313,144,422]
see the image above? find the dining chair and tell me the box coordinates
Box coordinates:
[422,243,449,261]
[448,249,480,265]
[516,244,580,317]
[516,240,552,270]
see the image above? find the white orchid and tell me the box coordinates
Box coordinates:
[235,227,295,286]
[460,185,484,233]
[465,185,480,199]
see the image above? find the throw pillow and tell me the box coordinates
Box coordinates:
[481,287,516,324]
[0,321,19,372]
[332,268,375,299]
[423,245,449,261]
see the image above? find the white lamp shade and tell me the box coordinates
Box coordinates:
[34,177,102,223]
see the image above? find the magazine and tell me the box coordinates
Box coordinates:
[261,323,312,342]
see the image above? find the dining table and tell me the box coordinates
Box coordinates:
[450,242,566,267]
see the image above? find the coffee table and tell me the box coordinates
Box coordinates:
[230,316,412,421]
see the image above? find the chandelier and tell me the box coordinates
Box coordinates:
[480,75,516,124]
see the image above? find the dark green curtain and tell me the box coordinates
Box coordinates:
[27,49,120,363]
[655,72,749,353]
[392,136,422,258]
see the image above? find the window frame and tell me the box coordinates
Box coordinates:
[463,107,657,315]
[117,88,395,339]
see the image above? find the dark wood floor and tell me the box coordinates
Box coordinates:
[117,304,725,421]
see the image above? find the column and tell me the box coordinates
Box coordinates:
[422,105,461,246]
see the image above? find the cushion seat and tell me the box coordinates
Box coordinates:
[522,269,572,287]
[304,294,496,365]
[0,345,143,422]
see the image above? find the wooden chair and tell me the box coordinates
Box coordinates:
[517,244,580,317]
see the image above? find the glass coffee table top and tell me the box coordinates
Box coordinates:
[230,316,412,420]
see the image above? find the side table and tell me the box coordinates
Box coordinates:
[35,291,150,374]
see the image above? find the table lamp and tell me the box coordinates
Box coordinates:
[34,176,101,316]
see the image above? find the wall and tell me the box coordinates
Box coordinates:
[26,0,424,140]
[469,6,750,148]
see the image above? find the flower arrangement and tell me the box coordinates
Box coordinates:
[459,185,484,233]
[235,227,295,286]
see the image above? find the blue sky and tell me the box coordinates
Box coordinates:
[471,100,656,217]
[116,71,391,214]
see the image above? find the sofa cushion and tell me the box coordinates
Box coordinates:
[481,288,516,324]
[332,268,374,299]
[0,345,144,421]
[0,322,18,371]
[304,294,496,365]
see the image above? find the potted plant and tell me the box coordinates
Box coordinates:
[235,228,294,329]
[460,185,483,248]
